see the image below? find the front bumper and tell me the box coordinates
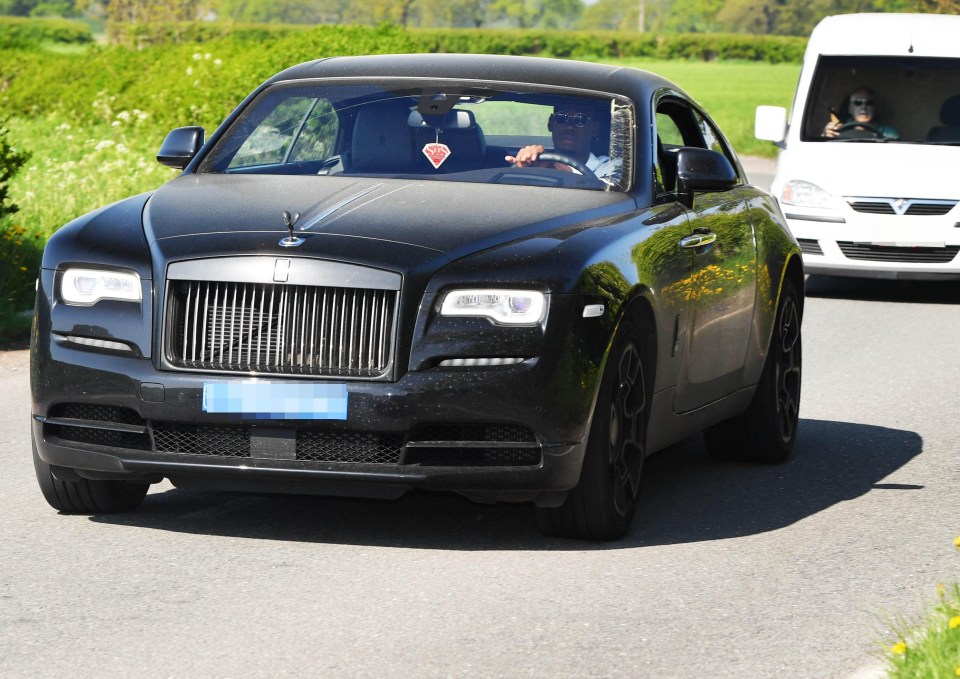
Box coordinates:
[784,208,960,280]
[31,339,597,507]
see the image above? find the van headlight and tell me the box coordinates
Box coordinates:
[781,180,837,208]
[440,289,545,325]
[60,268,142,306]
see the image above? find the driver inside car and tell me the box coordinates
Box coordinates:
[506,103,620,181]
[822,87,900,139]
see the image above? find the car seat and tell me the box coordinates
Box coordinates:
[927,95,960,142]
[350,102,416,174]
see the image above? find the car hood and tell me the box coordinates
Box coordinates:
[144,174,634,267]
[773,142,960,199]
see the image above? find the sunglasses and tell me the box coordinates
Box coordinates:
[851,98,875,107]
[553,111,591,128]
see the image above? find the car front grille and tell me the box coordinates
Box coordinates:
[837,242,960,263]
[846,198,958,216]
[43,404,541,467]
[166,280,397,378]
[797,238,823,256]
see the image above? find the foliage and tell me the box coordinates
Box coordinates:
[883,539,960,678]
[0,15,91,47]
[0,118,29,220]
[0,118,34,343]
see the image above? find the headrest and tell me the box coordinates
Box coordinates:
[351,103,414,172]
[940,95,960,127]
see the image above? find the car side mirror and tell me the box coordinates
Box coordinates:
[157,126,205,169]
[755,105,787,143]
[675,147,737,207]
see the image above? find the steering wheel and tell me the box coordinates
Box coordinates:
[537,152,594,176]
[836,121,885,138]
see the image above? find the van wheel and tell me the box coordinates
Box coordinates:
[705,278,801,463]
[535,318,647,541]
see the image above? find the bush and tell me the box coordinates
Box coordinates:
[0,16,93,49]
[0,119,35,343]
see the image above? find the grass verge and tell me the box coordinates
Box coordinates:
[882,538,960,678]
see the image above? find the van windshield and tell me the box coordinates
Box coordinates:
[801,56,960,144]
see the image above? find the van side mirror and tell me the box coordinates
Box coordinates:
[675,148,737,207]
[157,126,205,169]
[755,106,787,143]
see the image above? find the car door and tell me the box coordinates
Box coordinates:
[655,99,759,413]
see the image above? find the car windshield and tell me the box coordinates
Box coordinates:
[197,80,633,191]
[801,55,960,144]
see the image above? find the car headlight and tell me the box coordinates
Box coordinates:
[60,268,142,306]
[780,180,836,208]
[440,289,545,325]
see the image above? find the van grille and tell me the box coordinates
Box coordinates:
[847,199,957,216]
[166,281,397,378]
[837,242,960,263]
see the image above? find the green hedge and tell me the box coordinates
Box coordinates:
[0,16,93,49]
[107,21,806,63]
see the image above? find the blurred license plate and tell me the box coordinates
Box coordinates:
[202,381,348,420]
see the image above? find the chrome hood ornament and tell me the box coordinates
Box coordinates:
[279,210,303,247]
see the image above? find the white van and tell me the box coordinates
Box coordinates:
[755,13,960,280]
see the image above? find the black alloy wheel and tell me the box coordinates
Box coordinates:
[704,277,802,463]
[535,317,647,541]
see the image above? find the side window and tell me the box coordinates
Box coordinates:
[655,102,702,195]
[693,108,741,182]
[289,100,339,163]
[229,97,339,169]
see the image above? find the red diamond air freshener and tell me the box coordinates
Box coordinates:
[422,142,451,169]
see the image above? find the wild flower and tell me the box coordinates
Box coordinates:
[892,641,907,655]
[950,616,960,629]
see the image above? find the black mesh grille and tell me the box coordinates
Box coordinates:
[49,403,145,426]
[45,403,151,450]
[296,431,404,463]
[166,280,397,378]
[153,422,251,457]
[837,242,960,263]
[797,238,823,256]
[411,423,536,443]
[847,201,895,215]
[405,423,540,466]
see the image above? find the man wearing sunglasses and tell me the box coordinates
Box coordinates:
[506,103,619,181]
[822,87,900,140]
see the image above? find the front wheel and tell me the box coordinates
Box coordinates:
[33,438,148,513]
[535,318,648,541]
[705,277,802,463]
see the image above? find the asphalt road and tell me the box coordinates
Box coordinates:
[2,276,958,679]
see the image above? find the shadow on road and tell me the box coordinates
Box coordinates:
[90,418,921,551]
[805,274,960,305]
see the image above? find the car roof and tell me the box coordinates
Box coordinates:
[263,53,681,108]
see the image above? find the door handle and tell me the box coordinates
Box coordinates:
[679,231,717,249]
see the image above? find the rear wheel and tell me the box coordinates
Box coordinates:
[33,438,148,513]
[535,318,648,541]
[705,277,801,463]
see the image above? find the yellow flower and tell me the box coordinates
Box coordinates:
[951,616,960,629]
[954,535,960,549]
[955,666,960,678]
[892,641,907,655]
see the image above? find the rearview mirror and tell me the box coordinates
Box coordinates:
[157,126,205,169]
[755,106,787,143]
[676,147,737,207]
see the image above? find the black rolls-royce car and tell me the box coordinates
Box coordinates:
[31,54,803,540]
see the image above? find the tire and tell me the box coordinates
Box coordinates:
[535,318,648,541]
[33,438,148,513]
[704,277,802,463]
